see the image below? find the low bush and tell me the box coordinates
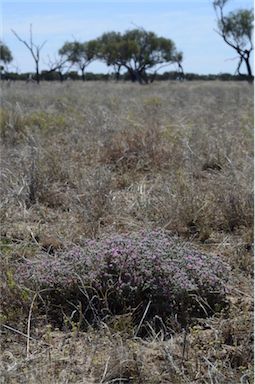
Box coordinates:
[16,230,231,330]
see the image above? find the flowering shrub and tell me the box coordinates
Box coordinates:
[16,230,230,328]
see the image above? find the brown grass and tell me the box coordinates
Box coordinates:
[0,80,253,383]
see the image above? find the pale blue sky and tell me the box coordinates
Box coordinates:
[1,0,253,75]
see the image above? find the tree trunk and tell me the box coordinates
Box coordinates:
[35,61,40,84]
[81,68,85,81]
[127,68,136,82]
[115,67,120,81]
[150,71,157,83]
[131,69,144,84]
[140,70,148,84]
[244,52,253,81]
[236,51,253,82]
[126,67,147,84]
[178,63,185,81]
[59,71,64,82]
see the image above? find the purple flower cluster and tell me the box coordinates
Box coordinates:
[16,230,230,319]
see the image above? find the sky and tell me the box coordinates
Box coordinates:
[1,0,254,75]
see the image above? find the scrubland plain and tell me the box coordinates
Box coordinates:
[0,81,253,383]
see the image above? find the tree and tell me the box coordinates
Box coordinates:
[0,41,13,75]
[59,40,97,81]
[12,24,46,84]
[46,54,71,82]
[96,29,182,84]
[213,0,253,79]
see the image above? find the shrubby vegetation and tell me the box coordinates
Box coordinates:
[16,230,230,329]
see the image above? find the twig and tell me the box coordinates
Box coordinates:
[240,373,250,384]
[231,287,253,299]
[1,324,38,342]
[181,328,188,366]
[164,346,190,383]
[26,292,38,358]
[134,300,151,337]
[100,356,110,383]
[105,379,130,383]
[203,357,226,379]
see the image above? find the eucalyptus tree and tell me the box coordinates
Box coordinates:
[59,40,97,81]
[96,29,182,84]
[213,0,254,79]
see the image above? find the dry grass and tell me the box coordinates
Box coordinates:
[0,80,253,383]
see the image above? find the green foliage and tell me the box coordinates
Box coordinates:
[213,0,229,9]
[96,29,181,83]
[0,41,13,66]
[221,9,254,47]
[59,40,97,79]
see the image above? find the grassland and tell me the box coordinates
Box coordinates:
[0,80,253,383]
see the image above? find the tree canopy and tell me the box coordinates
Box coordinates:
[0,41,13,64]
[96,29,182,83]
[59,40,98,80]
[222,9,254,47]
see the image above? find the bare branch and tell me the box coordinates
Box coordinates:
[11,29,33,53]
[39,40,47,51]
[11,25,46,83]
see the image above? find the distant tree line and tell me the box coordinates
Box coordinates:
[1,70,251,82]
[0,0,253,83]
